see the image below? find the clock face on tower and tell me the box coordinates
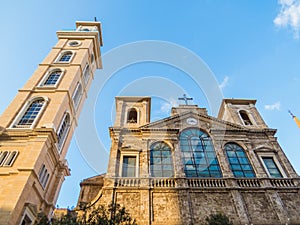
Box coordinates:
[186,117,198,125]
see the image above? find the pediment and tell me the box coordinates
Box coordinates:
[140,111,246,131]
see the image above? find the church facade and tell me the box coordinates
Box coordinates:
[78,96,300,225]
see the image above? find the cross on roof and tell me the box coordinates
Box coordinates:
[178,94,193,105]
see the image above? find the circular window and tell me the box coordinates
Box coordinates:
[68,40,81,47]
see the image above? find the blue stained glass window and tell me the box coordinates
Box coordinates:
[224,143,255,178]
[180,128,222,178]
[150,142,173,177]
[44,70,62,86]
[17,99,45,126]
[262,157,283,178]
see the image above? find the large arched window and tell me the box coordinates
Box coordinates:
[57,113,71,150]
[224,143,255,178]
[150,142,173,177]
[180,128,222,178]
[127,108,137,123]
[12,98,46,128]
[239,110,252,125]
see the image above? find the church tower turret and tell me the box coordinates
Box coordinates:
[0,21,103,225]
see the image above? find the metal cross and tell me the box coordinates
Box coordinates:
[178,94,193,105]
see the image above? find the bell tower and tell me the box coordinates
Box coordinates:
[0,21,103,225]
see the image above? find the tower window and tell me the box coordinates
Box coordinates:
[38,164,50,189]
[122,156,137,177]
[11,97,47,128]
[180,128,222,178]
[83,64,90,85]
[262,157,283,178]
[56,51,74,63]
[239,110,253,125]
[0,151,18,167]
[68,40,81,47]
[72,83,83,110]
[127,108,137,123]
[40,69,63,87]
[224,143,255,178]
[3,151,18,166]
[150,142,173,177]
[0,151,9,166]
[57,113,71,151]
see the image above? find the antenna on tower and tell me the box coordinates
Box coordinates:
[94,17,97,22]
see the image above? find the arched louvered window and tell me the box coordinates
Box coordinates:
[239,110,252,125]
[150,142,173,177]
[224,143,255,178]
[83,64,90,84]
[127,108,137,123]
[38,164,46,180]
[38,164,50,189]
[180,128,222,178]
[0,151,9,165]
[57,113,70,150]
[3,151,18,166]
[13,98,46,128]
[72,83,83,110]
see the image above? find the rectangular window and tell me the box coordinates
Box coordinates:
[122,156,136,177]
[262,157,283,178]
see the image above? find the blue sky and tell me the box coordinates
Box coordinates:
[0,1,299,208]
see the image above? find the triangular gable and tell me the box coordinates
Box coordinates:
[140,111,247,131]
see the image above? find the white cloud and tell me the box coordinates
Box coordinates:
[160,98,178,114]
[219,76,229,90]
[274,0,300,39]
[264,102,281,111]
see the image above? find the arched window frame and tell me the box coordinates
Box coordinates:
[126,108,138,124]
[38,68,65,88]
[10,96,49,129]
[90,53,95,64]
[76,25,98,32]
[224,142,256,178]
[72,82,83,110]
[238,110,254,126]
[179,128,222,178]
[0,151,9,166]
[3,151,18,167]
[83,63,90,85]
[150,141,174,178]
[57,112,71,151]
[55,50,75,63]
[38,164,50,189]
[38,164,46,180]
[67,40,81,47]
